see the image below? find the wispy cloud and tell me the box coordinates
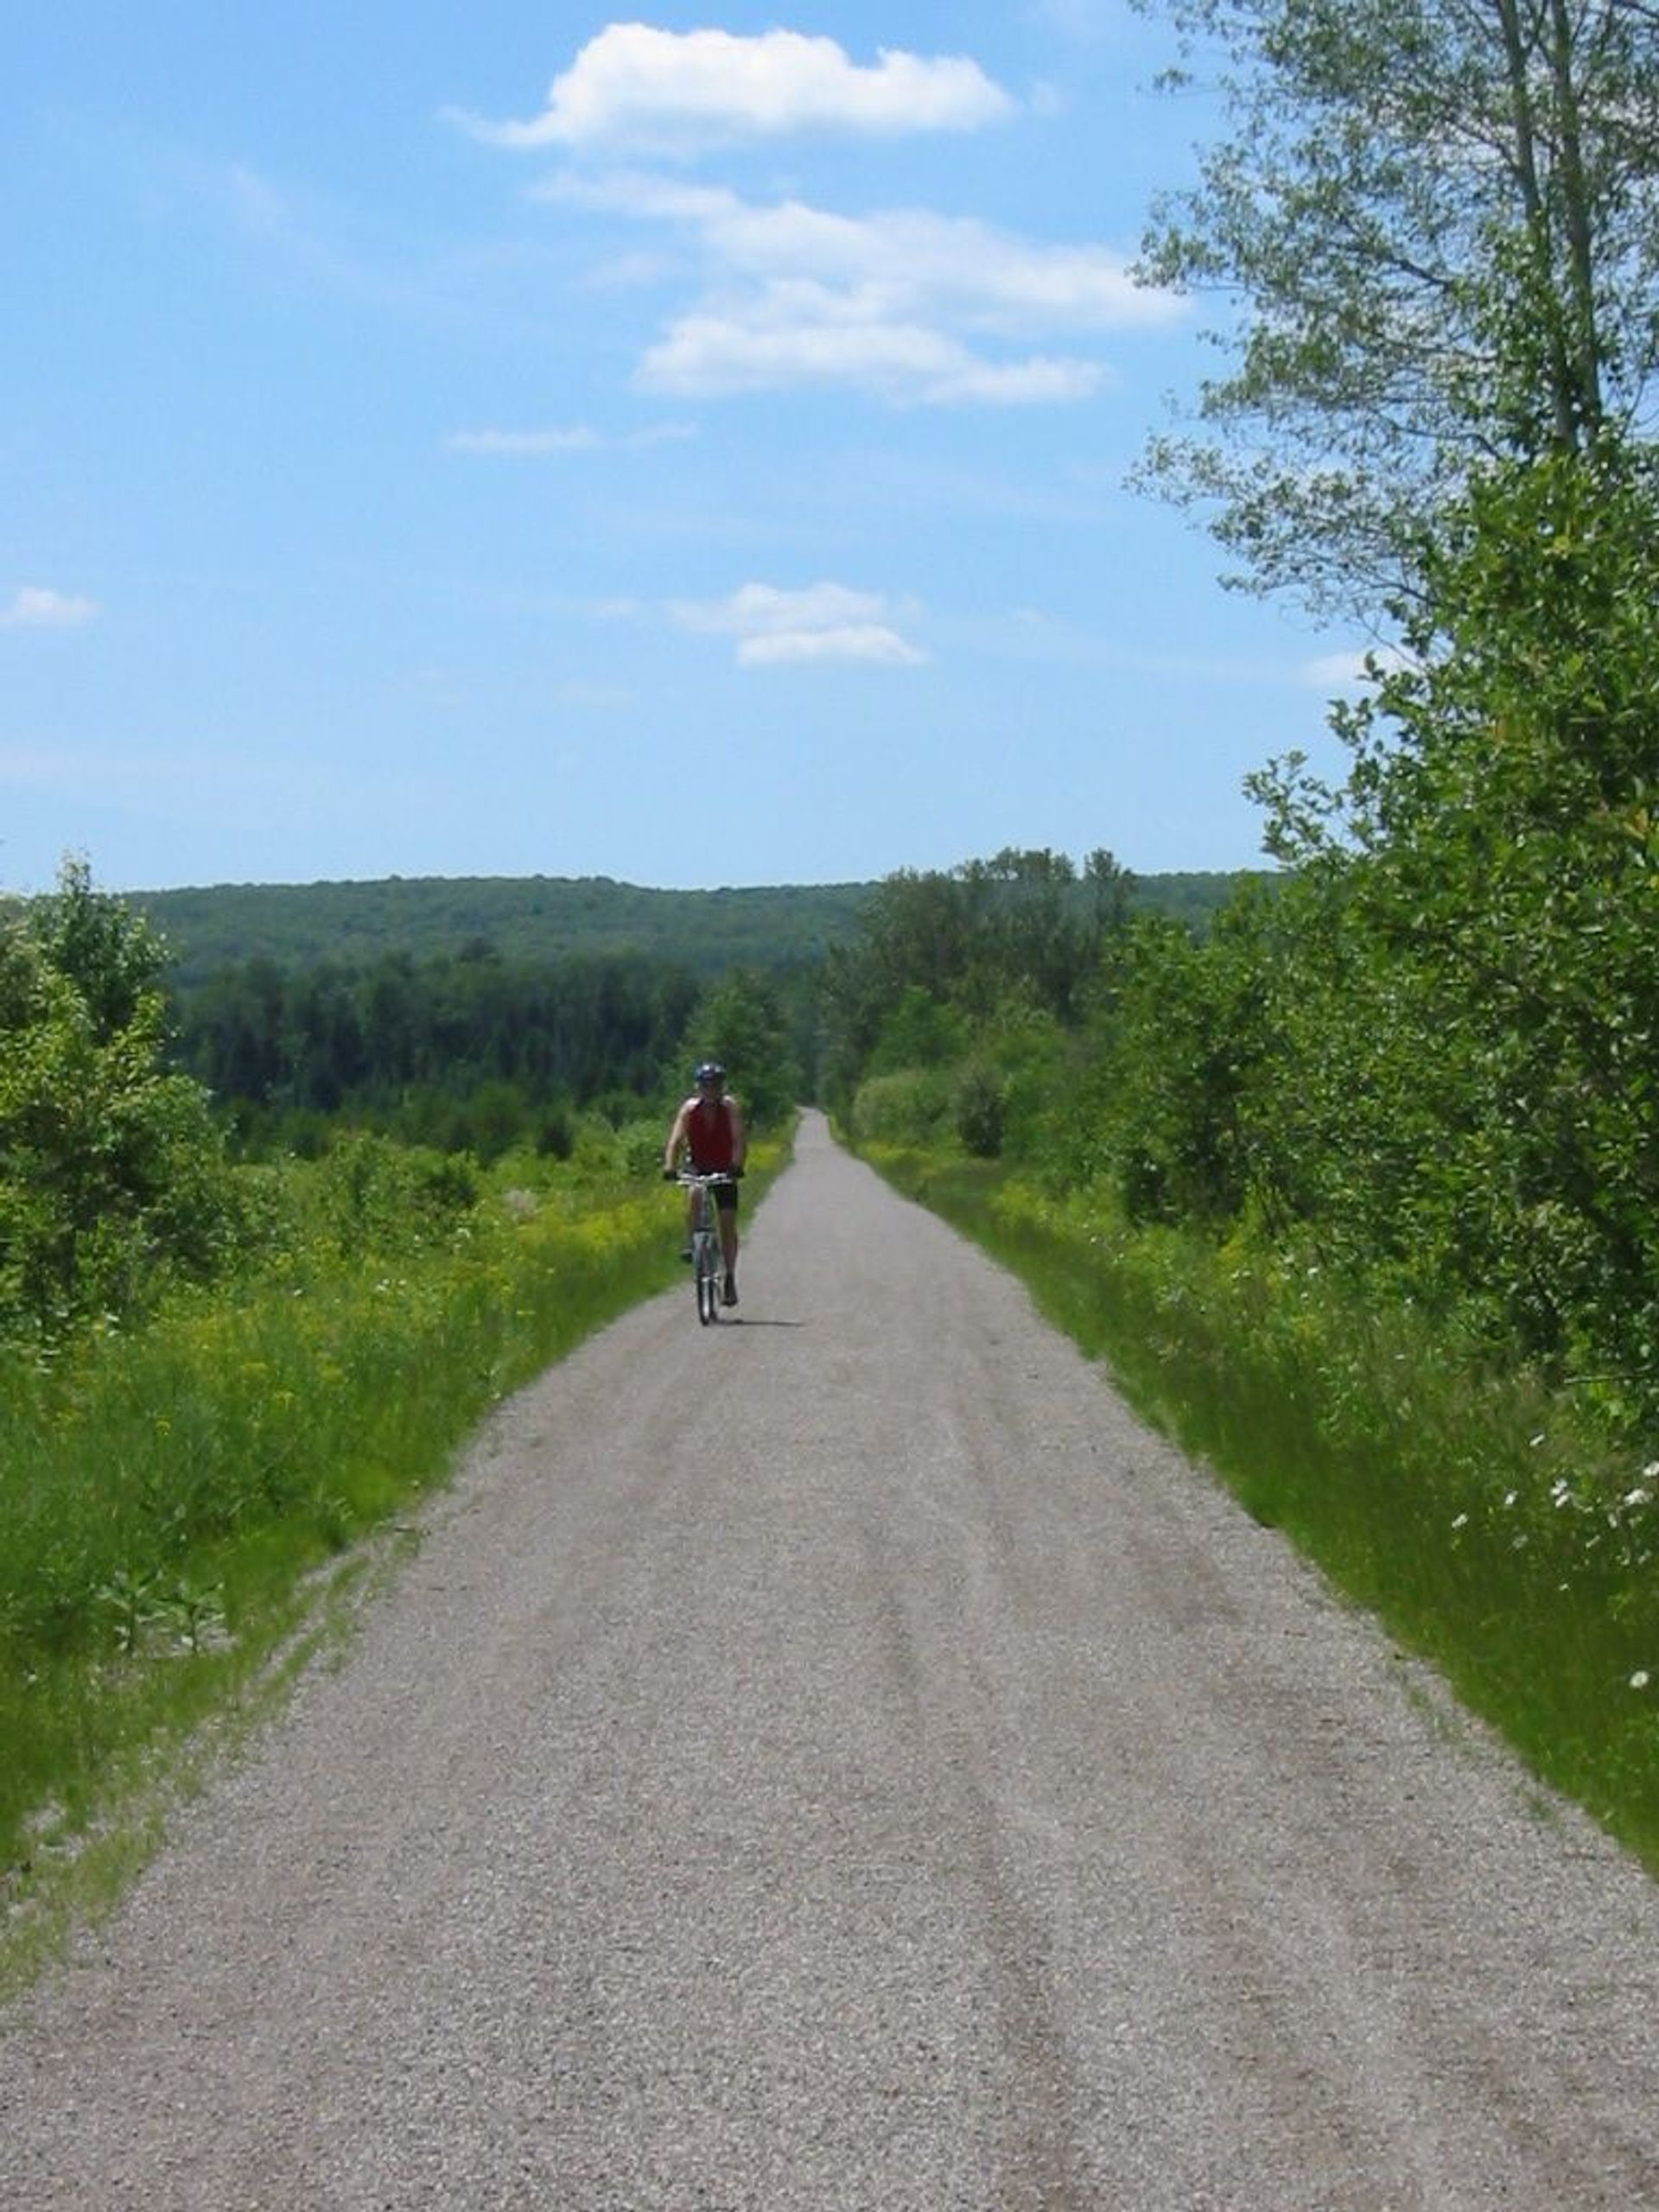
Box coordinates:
[555,175,1165,328]
[1027,0,1121,43]
[556,677,637,709]
[448,425,601,456]
[0,739,317,815]
[1300,646,1412,690]
[445,421,696,456]
[670,582,927,668]
[0,587,99,632]
[461,26,1015,153]
[640,315,1103,406]
[543,172,1178,406]
[0,739,461,860]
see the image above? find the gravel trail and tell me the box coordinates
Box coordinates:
[2,1110,1656,2209]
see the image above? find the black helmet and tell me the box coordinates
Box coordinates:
[694,1059,725,1084]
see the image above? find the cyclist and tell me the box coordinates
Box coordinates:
[664,1059,747,1306]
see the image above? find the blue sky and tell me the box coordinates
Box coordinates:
[3,3,1363,896]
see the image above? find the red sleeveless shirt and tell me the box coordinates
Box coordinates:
[686,1097,737,1172]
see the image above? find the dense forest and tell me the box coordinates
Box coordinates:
[128,876,877,988]
[128,868,1248,983]
[119,867,1248,1156]
[169,947,709,1154]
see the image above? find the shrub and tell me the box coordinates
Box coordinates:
[0,869,246,1338]
[954,1063,1007,1159]
[849,1069,954,1148]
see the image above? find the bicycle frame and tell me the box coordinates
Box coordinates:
[677,1171,734,1325]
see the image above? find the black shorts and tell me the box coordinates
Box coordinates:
[696,1173,739,1213]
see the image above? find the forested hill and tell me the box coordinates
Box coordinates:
[130,876,868,985]
[130,870,1254,983]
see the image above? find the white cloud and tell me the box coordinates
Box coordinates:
[446,421,698,455]
[671,581,887,635]
[468,26,1014,151]
[1,586,99,631]
[670,582,927,667]
[639,311,1103,405]
[739,625,923,667]
[465,34,1181,410]
[556,176,1168,330]
[448,425,602,455]
[544,173,1177,407]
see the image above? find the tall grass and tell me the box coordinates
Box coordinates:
[0,1135,784,1986]
[862,1143,1659,1873]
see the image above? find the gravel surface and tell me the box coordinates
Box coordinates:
[3,1110,1657,2210]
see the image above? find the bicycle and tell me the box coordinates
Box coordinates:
[671,1168,738,1325]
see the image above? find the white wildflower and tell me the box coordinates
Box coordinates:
[1631,1671,1652,1692]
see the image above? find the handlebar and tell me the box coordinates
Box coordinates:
[664,1166,741,1184]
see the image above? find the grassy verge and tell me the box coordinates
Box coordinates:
[861,1141,1659,1874]
[0,1134,787,1990]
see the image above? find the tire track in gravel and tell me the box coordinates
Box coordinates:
[2,1109,1657,2209]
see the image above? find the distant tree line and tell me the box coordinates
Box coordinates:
[133,876,877,988]
[128,869,1249,986]
[165,940,814,1160]
[169,947,707,1155]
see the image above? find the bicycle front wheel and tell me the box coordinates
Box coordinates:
[695,1236,720,1325]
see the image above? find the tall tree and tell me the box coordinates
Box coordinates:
[1135,0,1659,614]
[682,970,802,1129]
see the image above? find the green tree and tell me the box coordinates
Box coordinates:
[1136,0,1659,613]
[1060,897,1279,1224]
[867,984,969,1075]
[817,849,1137,1128]
[816,869,984,1114]
[960,848,1132,1023]
[29,855,168,1039]
[1230,438,1659,1402]
[683,970,802,1130]
[1,868,242,1333]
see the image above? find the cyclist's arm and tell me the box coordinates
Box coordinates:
[664,1100,691,1174]
[728,1095,747,1171]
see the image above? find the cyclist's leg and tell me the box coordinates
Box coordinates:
[716,1186,740,1300]
[682,1182,702,1257]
